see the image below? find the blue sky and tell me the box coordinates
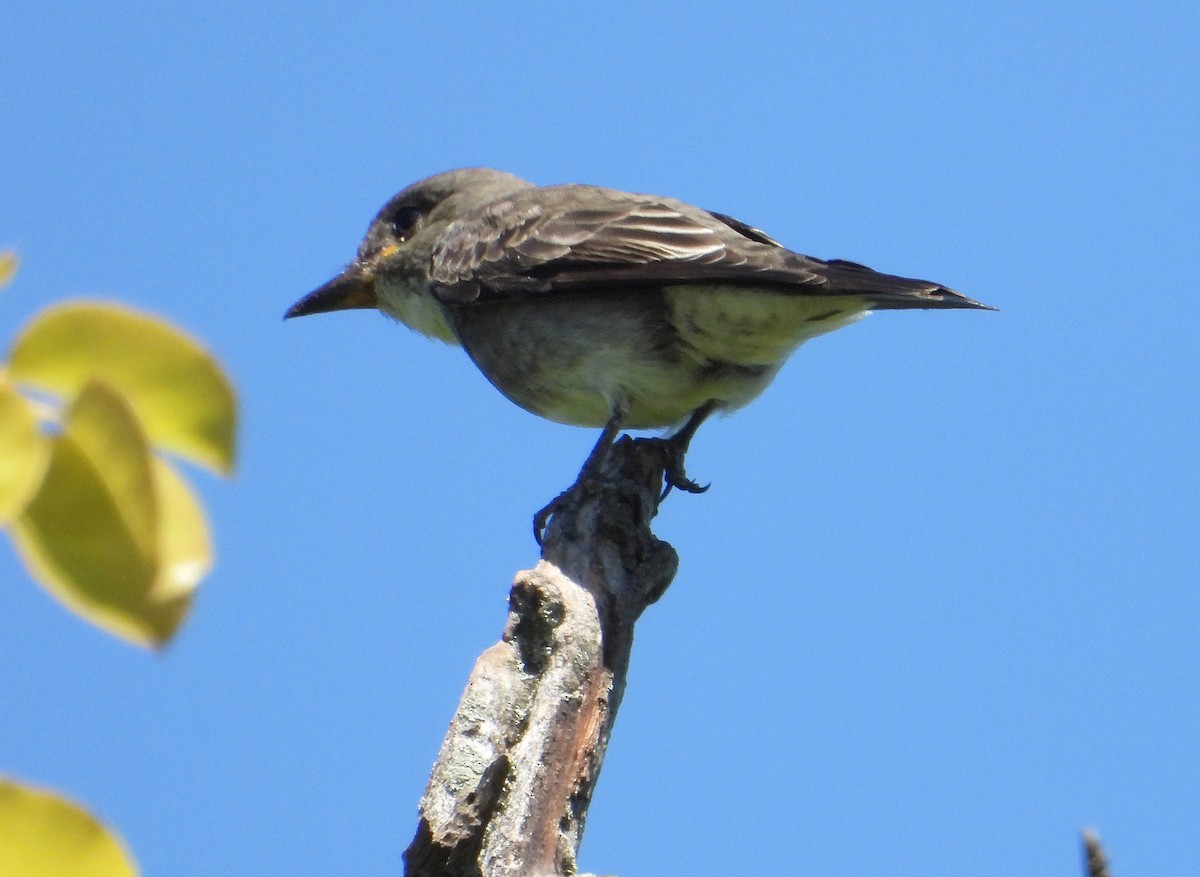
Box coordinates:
[2,2,1197,874]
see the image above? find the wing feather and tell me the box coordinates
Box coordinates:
[430,185,989,311]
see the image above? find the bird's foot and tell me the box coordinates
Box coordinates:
[535,410,626,545]
[656,400,718,501]
[534,438,703,545]
[659,437,711,501]
[533,489,570,546]
[534,401,719,543]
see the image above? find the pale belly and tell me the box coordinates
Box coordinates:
[448,287,868,429]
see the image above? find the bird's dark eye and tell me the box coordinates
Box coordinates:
[390,206,423,242]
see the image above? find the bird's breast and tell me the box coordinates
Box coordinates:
[447,286,868,429]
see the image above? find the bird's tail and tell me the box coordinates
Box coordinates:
[820,258,995,311]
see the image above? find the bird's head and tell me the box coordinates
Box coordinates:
[284,168,532,340]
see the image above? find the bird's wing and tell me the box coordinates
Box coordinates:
[431,185,989,310]
[430,186,818,299]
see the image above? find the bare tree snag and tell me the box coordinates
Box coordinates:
[1082,830,1112,877]
[404,436,677,877]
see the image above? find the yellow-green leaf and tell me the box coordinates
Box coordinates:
[64,381,158,560]
[9,381,179,648]
[146,456,211,622]
[0,376,49,524]
[8,301,236,475]
[0,778,138,877]
[0,251,16,288]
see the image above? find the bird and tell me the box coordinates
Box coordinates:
[286,168,991,534]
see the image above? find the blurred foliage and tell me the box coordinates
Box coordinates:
[0,250,234,873]
[0,372,48,524]
[0,778,138,877]
[10,302,236,476]
[0,252,234,871]
[0,256,236,649]
[0,251,16,288]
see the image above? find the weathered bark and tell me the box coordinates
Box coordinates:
[404,436,677,877]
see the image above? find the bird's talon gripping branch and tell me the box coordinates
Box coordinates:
[533,495,564,546]
[534,409,626,545]
[660,467,710,502]
[655,400,718,502]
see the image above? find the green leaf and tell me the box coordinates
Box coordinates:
[0,376,49,524]
[8,300,237,475]
[149,455,212,607]
[0,778,138,877]
[10,381,199,648]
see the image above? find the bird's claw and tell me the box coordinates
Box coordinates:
[659,441,710,501]
[536,403,716,543]
[533,492,567,546]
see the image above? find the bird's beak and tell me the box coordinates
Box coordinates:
[284,267,378,319]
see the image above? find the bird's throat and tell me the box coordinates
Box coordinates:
[375,277,459,344]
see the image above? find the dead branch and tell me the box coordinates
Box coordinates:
[404,436,676,877]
